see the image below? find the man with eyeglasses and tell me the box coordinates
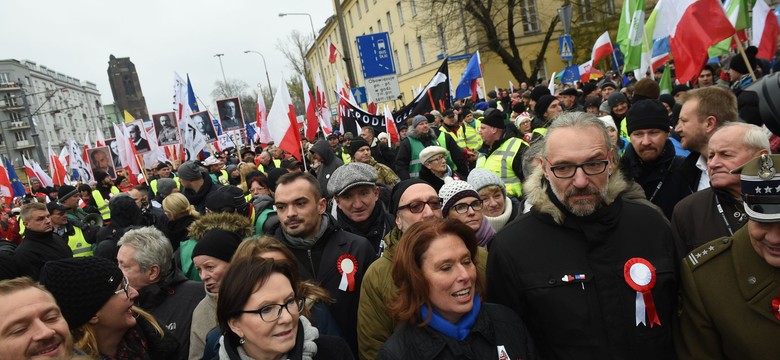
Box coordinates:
[487,112,678,359]
[620,100,693,219]
[357,179,489,360]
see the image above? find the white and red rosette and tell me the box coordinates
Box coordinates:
[337,254,358,292]
[624,257,661,327]
[772,296,780,321]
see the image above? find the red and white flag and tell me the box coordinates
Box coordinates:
[24,157,53,188]
[328,41,338,64]
[267,80,302,160]
[114,123,141,178]
[0,163,13,205]
[48,143,67,186]
[366,93,378,115]
[301,76,319,141]
[591,31,614,68]
[335,71,358,105]
[95,127,106,147]
[578,60,594,83]
[383,105,399,146]
[752,0,780,60]
[315,73,332,135]
[255,84,272,144]
[670,0,734,83]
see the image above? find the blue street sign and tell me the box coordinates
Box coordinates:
[447,53,473,61]
[356,32,396,78]
[559,35,574,62]
[351,87,367,104]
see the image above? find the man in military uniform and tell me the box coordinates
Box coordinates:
[676,153,780,359]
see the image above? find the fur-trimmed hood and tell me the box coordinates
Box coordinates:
[187,212,253,241]
[407,127,436,141]
[523,163,629,224]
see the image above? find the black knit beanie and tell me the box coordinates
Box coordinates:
[349,138,370,156]
[481,108,506,129]
[39,257,124,329]
[529,86,551,102]
[626,100,670,135]
[729,46,758,75]
[534,95,557,118]
[390,178,429,215]
[192,229,242,262]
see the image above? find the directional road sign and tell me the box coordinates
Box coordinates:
[351,87,367,104]
[559,35,574,62]
[356,32,396,79]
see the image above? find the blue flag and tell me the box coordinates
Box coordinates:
[5,157,26,197]
[561,65,580,84]
[245,122,257,145]
[187,74,200,112]
[455,52,482,99]
[611,45,624,72]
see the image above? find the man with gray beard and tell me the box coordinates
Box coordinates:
[487,112,679,359]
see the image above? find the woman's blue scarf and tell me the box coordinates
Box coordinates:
[420,293,481,340]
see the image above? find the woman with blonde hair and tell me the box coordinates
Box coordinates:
[162,192,200,251]
[40,256,179,359]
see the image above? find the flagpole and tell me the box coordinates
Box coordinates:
[134,154,148,185]
[732,34,757,82]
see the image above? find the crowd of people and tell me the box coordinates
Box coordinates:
[1,49,780,360]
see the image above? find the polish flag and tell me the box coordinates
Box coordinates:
[0,164,13,205]
[384,105,399,145]
[95,127,106,147]
[335,71,357,105]
[255,84,272,144]
[314,73,332,135]
[267,80,302,160]
[49,143,67,186]
[23,158,53,188]
[670,0,734,83]
[367,93,377,115]
[578,60,594,83]
[114,123,140,179]
[328,41,338,64]
[752,0,780,59]
[301,76,319,141]
[591,31,614,67]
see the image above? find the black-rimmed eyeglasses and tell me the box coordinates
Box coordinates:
[235,297,306,322]
[114,277,130,299]
[546,159,609,179]
[397,198,443,214]
[450,200,484,214]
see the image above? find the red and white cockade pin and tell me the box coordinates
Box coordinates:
[337,254,358,292]
[624,258,661,327]
[771,296,780,321]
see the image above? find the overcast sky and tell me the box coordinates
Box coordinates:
[2,0,333,116]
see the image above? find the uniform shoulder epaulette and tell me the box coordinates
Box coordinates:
[685,236,733,270]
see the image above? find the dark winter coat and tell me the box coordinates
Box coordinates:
[334,202,394,257]
[183,172,222,215]
[14,229,72,280]
[310,139,344,198]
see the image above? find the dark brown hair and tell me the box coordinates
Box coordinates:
[216,258,299,344]
[387,218,483,326]
[277,171,322,199]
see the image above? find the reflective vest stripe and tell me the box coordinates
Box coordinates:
[68,226,93,257]
[477,137,525,197]
[462,119,483,150]
[92,190,110,220]
[150,177,180,195]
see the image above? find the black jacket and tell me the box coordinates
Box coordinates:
[620,139,694,219]
[310,140,344,198]
[183,172,222,214]
[334,203,394,257]
[14,229,72,280]
[219,319,354,360]
[487,169,678,360]
[378,303,538,360]
[274,215,376,357]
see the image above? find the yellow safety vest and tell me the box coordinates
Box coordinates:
[68,226,93,257]
[150,177,181,195]
[341,149,351,164]
[18,215,24,236]
[463,119,483,150]
[440,125,467,148]
[477,137,526,197]
[110,186,120,195]
[92,190,110,220]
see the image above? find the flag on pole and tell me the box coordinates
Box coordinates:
[95,127,106,147]
[659,65,673,95]
[267,80,302,160]
[328,40,338,64]
[301,76,319,141]
[509,81,514,93]
[561,65,581,84]
[752,0,780,59]
[123,110,135,123]
[68,140,92,183]
[591,31,614,68]
[0,163,13,205]
[383,105,399,146]
[314,73,332,135]
[617,0,646,74]
[578,60,594,83]
[255,84,272,143]
[335,71,358,105]
[366,93,378,115]
[455,51,483,101]
[668,0,735,84]
[24,158,53,188]
[709,0,750,58]
[3,157,25,198]
[187,75,200,112]
[48,143,67,186]
[113,123,140,179]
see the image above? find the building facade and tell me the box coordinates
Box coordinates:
[0,59,108,176]
[307,0,619,111]
[107,55,149,121]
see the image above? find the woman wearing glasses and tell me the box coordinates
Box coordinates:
[378,219,536,359]
[216,258,353,360]
[39,256,179,359]
[418,146,458,193]
[438,180,495,248]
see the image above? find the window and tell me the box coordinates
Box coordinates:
[438,24,447,55]
[417,36,426,64]
[20,150,31,160]
[604,0,615,15]
[404,43,413,70]
[9,112,22,122]
[529,59,548,82]
[579,0,595,23]
[519,0,540,33]
[369,26,373,33]
[14,132,27,142]
[378,19,383,32]
[394,50,401,73]
[0,134,5,146]
[357,1,362,19]
[364,0,369,13]
[411,0,417,17]
[397,3,405,25]
[0,73,10,83]
[386,12,394,33]
[348,10,354,28]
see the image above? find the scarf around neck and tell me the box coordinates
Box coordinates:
[474,217,496,248]
[485,196,513,231]
[281,215,330,250]
[420,293,481,341]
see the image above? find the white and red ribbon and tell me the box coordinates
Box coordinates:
[337,254,358,292]
[624,258,661,327]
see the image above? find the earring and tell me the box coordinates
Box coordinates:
[239,338,246,345]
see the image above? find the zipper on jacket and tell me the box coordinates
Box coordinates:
[307,249,317,278]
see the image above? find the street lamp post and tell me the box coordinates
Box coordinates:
[243,50,274,102]
[213,53,229,96]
